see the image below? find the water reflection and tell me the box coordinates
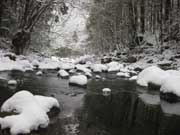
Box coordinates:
[0,72,180,135]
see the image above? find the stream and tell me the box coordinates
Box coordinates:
[0,71,180,135]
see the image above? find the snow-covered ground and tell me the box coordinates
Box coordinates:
[0,91,59,135]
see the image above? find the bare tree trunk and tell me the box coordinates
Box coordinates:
[12,30,30,55]
[165,0,171,21]
[140,0,145,34]
[0,0,4,27]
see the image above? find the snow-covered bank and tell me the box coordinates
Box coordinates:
[0,91,59,135]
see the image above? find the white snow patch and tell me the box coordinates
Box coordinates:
[116,72,130,78]
[0,91,59,135]
[39,58,60,70]
[36,71,43,76]
[8,80,17,86]
[129,76,138,81]
[95,75,101,79]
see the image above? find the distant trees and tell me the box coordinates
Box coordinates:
[87,0,180,54]
[0,0,68,55]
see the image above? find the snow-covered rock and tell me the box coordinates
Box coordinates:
[116,72,130,78]
[36,71,43,76]
[60,62,75,70]
[8,80,17,86]
[32,60,40,68]
[76,64,91,73]
[129,76,138,81]
[0,91,59,135]
[39,59,60,70]
[160,75,180,97]
[95,75,101,79]
[58,70,69,78]
[91,64,108,73]
[51,56,59,62]
[69,75,88,86]
[107,61,123,72]
[17,60,33,71]
[102,88,111,96]
[0,57,25,72]
[69,69,76,74]
[85,72,92,78]
[137,66,168,87]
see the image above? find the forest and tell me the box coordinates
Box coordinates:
[0,0,180,55]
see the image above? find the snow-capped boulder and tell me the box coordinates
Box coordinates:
[116,72,130,78]
[39,58,60,70]
[60,62,75,70]
[95,75,101,79]
[91,64,108,73]
[69,75,88,87]
[0,91,59,135]
[8,80,17,86]
[57,70,69,78]
[69,69,76,74]
[102,88,111,96]
[136,66,168,87]
[75,64,91,73]
[32,60,39,68]
[107,61,123,72]
[36,71,43,76]
[160,75,180,101]
[51,56,59,62]
[17,60,33,71]
[129,76,137,81]
[85,72,92,78]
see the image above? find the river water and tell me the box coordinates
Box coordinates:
[0,71,180,135]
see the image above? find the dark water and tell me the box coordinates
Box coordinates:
[0,71,180,135]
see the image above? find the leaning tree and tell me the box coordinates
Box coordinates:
[6,0,68,55]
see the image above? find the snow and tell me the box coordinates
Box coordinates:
[85,72,92,78]
[0,57,25,72]
[102,88,111,96]
[39,58,60,70]
[0,91,59,135]
[69,69,76,74]
[136,66,168,87]
[32,59,40,67]
[8,80,17,85]
[129,76,138,81]
[36,71,43,76]
[75,64,91,73]
[160,75,180,97]
[95,75,101,79]
[58,69,69,78]
[116,72,130,78]
[60,62,75,70]
[91,64,108,73]
[69,75,88,86]
[107,61,123,72]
